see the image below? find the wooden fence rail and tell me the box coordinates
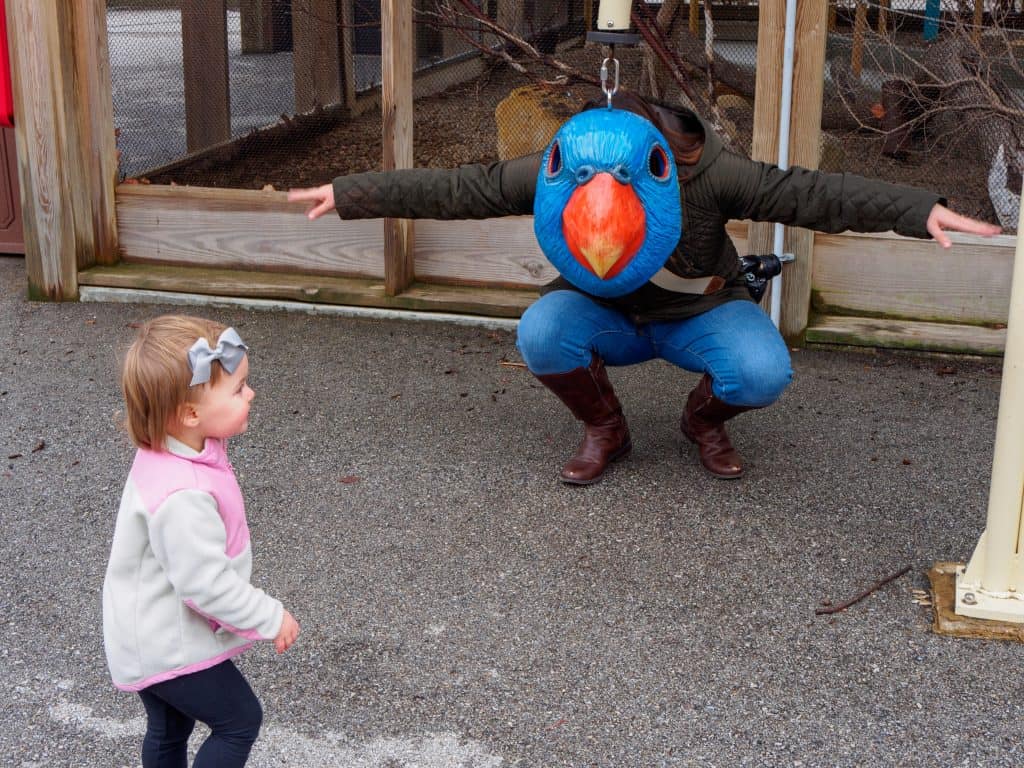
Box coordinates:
[9,0,1017,357]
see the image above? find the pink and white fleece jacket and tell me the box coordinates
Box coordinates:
[102,436,283,691]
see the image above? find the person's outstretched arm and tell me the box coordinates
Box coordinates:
[288,154,542,222]
[713,150,1001,244]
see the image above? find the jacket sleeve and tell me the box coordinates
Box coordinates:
[332,154,541,220]
[712,150,944,239]
[148,489,284,641]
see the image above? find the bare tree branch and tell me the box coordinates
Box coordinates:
[418,1,601,88]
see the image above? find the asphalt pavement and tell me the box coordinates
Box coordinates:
[1,254,1020,767]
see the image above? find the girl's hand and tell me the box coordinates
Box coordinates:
[926,203,1001,249]
[287,184,336,221]
[274,609,300,653]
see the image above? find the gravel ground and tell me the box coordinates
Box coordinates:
[2,254,1022,767]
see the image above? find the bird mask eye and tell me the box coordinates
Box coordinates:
[649,144,670,180]
[546,141,562,177]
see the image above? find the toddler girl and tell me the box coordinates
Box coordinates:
[103,314,300,767]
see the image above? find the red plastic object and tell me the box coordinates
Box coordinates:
[0,1,13,127]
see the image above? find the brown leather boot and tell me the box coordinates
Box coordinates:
[535,355,632,485]
[679,374,753,479]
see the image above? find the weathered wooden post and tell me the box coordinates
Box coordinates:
[382,0,414,296]
[181,0,231,152]
[292,0,355,114]
[747,0,827,340]
[240,0,292,54]
[6,0,118,300]
[851,0,867,77]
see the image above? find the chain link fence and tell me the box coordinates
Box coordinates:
[823,0,1024,230]
[107,1,591,189]
[107,1,1019,231]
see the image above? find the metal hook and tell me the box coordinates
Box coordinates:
[600,55,619,108]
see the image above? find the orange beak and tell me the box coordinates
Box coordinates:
[562,172,646,280]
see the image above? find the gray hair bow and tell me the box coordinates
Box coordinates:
[187,327,249,386]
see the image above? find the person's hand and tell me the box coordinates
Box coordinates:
[274,609,300,653]
[926,203,1001,249]
[287,184,335,221]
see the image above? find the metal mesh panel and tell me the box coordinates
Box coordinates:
[822,0,1022,231]
[107,2,751,189]
[106,1,1017,232]
[107,1,592,189]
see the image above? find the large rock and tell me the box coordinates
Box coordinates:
[495,85,580,160]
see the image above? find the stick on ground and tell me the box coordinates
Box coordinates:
[816,565,912,615]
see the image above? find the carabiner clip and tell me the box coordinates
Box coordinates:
[600,56,620,108]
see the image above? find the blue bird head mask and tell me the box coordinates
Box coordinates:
[533,107,682,298]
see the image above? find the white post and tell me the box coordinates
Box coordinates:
[768,0,797,328]
[956,185,1024,622]
[596,0,632,30]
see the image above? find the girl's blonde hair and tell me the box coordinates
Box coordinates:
[122,315,228,449]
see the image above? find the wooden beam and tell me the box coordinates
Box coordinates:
[73,0,119,266]
[292,0,343,113]
[811,230,1015,325]
[382,0,415,296]
[777,0,827,340]
[6,0,118,300]
[241,0,272,53]
[115,184,749,291]
[339,0,357,110]
[415,1,444,60]
[852,1,867,77]
[747,0,827,342]
[746,0,786,281]
[806,315,1007,357]
[181,0,230,152]
[240,0,291,54]
[417,218,747,288]
[115,184,386,279]
[79,263,536,318]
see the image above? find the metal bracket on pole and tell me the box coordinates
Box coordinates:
[586,1,640,46]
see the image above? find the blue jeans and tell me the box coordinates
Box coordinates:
[138,660,263,768]
[516,291,792,407]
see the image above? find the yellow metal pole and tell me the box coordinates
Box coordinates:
[956,186,1024,622]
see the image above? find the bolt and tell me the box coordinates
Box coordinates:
[962,592,977,605]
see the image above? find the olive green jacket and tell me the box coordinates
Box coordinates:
[331,111,942,322]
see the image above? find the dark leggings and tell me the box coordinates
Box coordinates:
[138,660,263,768]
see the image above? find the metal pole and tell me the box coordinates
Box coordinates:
[769,0,797,328]
[956,184,1024,622]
